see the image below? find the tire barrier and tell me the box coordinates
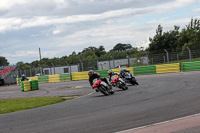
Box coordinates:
[156,63,180,74]
[38,76,49,83]
[60,74,71,82]
[94,70,109,78]
[125,67,134,75]
[28,76,38,81]
[17,78,21,85]
[111,67,134,75]
[71,71,88,81]
[16,61,200,83]
[48,75,60,83]
[182,61,200,72]
[21,81,24,91]
[111,68,121,73]
[31,80,39,90]
[22,81,31,92]
[133,65,156,75]
[21,80,39,92]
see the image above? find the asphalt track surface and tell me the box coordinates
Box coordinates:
[0,71,200,133]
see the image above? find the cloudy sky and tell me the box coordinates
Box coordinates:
[0,0,200,64]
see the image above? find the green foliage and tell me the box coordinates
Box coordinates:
[0,56,9,66]
[17,44,140,69]
[113,43,132,52]
[148,18,200,53]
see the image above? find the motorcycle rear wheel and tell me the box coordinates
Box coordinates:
[98,86,109,96]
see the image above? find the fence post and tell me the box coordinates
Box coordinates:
[38,64,43,76]
[126,54,131,67]
[186,47,192,62]
[30,68,32,77]
[95,58,99,70]
[110,56,115,68]
[51,63,55,75]
[144,52,149,66]
[22,67,26,76]
[164,49,169,64]
[79,59,84,71]
[65,61,71,73]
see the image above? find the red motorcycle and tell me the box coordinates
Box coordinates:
[111,75,128,90]
[93,79,114,96]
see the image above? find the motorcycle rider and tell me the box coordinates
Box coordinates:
[119,68,130,78]
[88,70,113,92]
[21,74,30,82]
[107,70,120,82]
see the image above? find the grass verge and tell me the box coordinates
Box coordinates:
[0,97,76,114]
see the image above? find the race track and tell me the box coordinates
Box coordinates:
[0,71,200,133]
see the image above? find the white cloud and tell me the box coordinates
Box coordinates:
[0,0,199,64]
[193,8,200,12]
[0,0,26,11]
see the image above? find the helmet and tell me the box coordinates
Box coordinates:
[22,74,25,77]
[88,70,94,76]
[120,68,124,72]
[108,70,112,75]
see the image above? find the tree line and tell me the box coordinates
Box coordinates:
[1,18,200,69]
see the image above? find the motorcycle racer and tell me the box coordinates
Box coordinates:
[120,68,130,78]
[88,70,112,92]
[107,70,120,82]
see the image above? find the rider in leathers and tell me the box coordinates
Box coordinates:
[119,68,130,78]
[88,70,111,92]
[107,70,120,82]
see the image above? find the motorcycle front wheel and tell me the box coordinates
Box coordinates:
[131,78,139,85]
[118,82,128,90]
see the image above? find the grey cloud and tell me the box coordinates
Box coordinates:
[3,0,173,17]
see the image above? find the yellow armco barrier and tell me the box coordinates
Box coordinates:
[112,67,134,75]
[23,81,31,91]
[48,75,60,83]
[156,63,180,74]
[71,71,89,81]
[28,76,38,81]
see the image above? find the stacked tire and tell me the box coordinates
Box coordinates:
[31,80,39,90]
[21,80,39,92]
[21,81,31,92]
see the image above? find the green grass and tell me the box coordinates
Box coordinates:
[0,97,76,114]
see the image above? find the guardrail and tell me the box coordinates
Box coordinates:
[16,61,200,85]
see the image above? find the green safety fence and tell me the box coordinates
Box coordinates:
[38,76,49,83]
[133,65,156,75]
[182,61,200,71]
[60,73,71,82]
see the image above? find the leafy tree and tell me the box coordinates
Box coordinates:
[178,18,200,51]
[0,56,9,66]
[113,43,132,52]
